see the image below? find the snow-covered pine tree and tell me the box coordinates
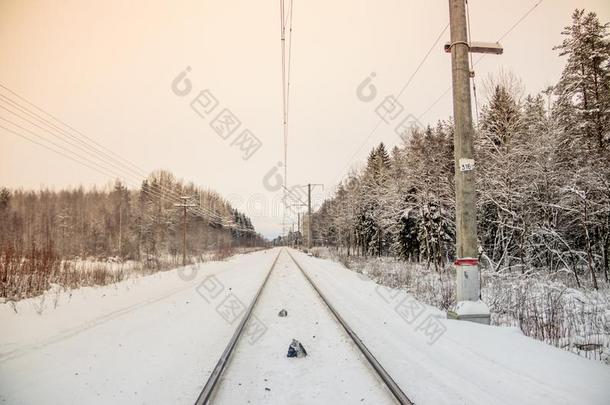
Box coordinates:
[554,9,610,151]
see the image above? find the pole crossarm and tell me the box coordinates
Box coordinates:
[282,185,308,207]
[444,41,503,54]
[285,183,323,249]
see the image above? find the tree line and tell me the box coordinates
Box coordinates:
[0,169,265,265]
[313,9,610,289]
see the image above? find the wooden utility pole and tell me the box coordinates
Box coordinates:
[305,183,323,249]
[175,196,197,267]
[307,184,312,249]
[118,199,122,258]
[447,0,502,324]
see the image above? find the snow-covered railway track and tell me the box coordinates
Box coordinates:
[286,250,414,405]
[193,250,282,405]
[195,248,413,404]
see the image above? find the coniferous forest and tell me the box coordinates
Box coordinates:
[308,10,610,358]
[313,9,610,289]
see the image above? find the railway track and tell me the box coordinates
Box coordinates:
[195,248,413,405]
[194,250,281,405]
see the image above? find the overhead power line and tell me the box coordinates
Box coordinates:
[0,86,204,214]
[280,0,295,234]
[0,84,255,233]
[417,0,544,122]
[0,83,143,175]
[330,21,450,187]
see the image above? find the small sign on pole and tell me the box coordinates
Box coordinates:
[459,158,475,172]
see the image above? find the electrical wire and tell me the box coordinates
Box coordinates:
[279,0,295,234]
[418,0,544,122]
[0,85,255,233]
[465,0,480,126]
[331,22,449,186]
[0,83,143,174]
[0,86,223,219]
[0,104,222,223]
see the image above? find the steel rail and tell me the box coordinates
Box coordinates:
[286,249,414,405]
[194,250,282,405]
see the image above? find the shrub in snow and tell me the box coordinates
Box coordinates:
[329,250,610,363]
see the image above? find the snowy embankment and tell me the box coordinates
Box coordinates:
[294,249,610,405]
[1,247,609,404]
[316,248,610,363]
[0,249,278,404]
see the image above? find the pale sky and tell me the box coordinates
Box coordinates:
[1,0,609,238]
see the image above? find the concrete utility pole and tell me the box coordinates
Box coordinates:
[284,184,322,250]
[446,0,502,324]
[174,196,197,267]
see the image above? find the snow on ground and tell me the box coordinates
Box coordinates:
[0,249,278,404]
[313,247,610,362]
[1,247,609,404]
[211,249,395,404]
[292,249,610,405]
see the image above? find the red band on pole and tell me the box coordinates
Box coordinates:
[454,258,478,266]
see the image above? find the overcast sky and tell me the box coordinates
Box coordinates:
[1,0,609,238]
